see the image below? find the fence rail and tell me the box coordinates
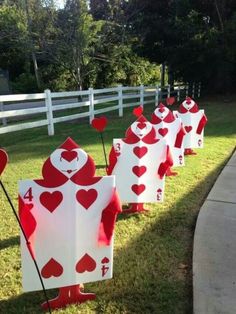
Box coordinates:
[0,82,200,136]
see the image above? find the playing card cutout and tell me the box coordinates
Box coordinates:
[40,191,63,213]
[76,189,98,209]
[91,116,107,132]
[133,146,148,158]
[0,149,8,176]
[132,165,147,177]
[41,258,63,279]
[76,254,97,273]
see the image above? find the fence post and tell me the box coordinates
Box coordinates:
[155,85,159,105]
[45,89,54,136]
[0,102,7,126]
[89,87,94,123]
[192,82,195,98]
[198,82,201,98]
[118,85,123,117]
[185,83,189,97]
[140,84,144,106]
[167,84,171,98]
[177,85,181,101]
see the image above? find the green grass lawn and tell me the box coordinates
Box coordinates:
[0,96,236,314]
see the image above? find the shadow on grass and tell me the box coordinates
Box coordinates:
[0,155,230,314]
[0,235,19,250]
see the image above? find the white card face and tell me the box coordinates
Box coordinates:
[152,118,185,167]
[173,110,205,148]
[112,138,168,203]
[18,138,119,292]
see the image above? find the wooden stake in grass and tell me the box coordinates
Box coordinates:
[0,149,52,314]
[91,116,108,169]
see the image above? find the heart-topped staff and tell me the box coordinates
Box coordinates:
[0,149,52,314]
[166,96,175,106]
[91,116,108,169]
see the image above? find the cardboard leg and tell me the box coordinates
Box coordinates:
[184,148,197,155]
[166,167,178,176]
[123,203,148,214]
[41,284,96,310]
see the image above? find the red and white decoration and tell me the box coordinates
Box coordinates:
[174,97,207,154]
[107,115,173,204]
[151,103,186,167]
[19,138,121,302]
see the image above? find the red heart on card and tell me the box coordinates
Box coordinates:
[137,122,146,130]
[133,147,148,159]
[166,96,175,105]
[131,184,146,195]
[76,189,98,209]
[76,253,96,273]
[41,258,63,278]
[0,149,8,176]
[101,257,110,264]
[132,165,147,177]
[159,107,165,113]
[185,126,192,133]
[91,116,107,132]
[61,150,78,162]
[133,106,143,117]
[40,191,63,213]
[158,128,168,137]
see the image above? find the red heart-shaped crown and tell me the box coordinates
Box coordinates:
[91,116,107,132]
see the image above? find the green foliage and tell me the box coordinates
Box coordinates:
[0,98,236,313]
[11,72,38,93]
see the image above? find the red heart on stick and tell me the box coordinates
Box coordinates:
[132,165,147,177]
[0,149,8,176]
[76,253,97,273]
[76,189,98,209]
[158,128,168,137]
[40,191,63,213]
[133,106,143,117]
[166,97,175,105]
[61,150,78,162]
[91,116,107,132]
[185,126,192,133]
[133,147,148,159]
[131,184,146,195]
[41,258,63,278]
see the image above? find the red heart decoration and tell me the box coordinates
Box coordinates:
[185,126,192,133]
[133,106,143,117]
[76,253,96,273]
[40,191,63,213]
[76,189,98,209]
[61,150,78,162]
[133,147,148,159]
[158,128,168,137]
[132,165,147,177]
[131,184,146,195]
[41,258,63,278]
[0,149,8,176]
[137,122,146,130]
[101,257,110,264]
[159,107,165,113]
[166,97,175,105]
[91,116,107,132]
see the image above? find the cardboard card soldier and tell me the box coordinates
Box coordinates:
[107,115,173,212]
[151,103,186,169]
[18,137,121,309]
[174,97,207,155]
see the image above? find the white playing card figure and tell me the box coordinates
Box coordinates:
[151,103,186,175]
[107,115,173,213]
[19,137,121,310]
[174,97,207,155]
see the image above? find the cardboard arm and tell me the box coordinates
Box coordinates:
[174,123,186,148]
[106,146,118,175]
[196,114,207,134]
[158,145,173,179]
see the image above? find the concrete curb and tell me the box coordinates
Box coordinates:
[193,149,236,314]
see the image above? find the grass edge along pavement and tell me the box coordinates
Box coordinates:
[0,97,236,313]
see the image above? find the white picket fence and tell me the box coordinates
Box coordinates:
[0,83,200,136]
